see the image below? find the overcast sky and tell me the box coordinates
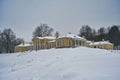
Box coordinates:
[0,0,120,41]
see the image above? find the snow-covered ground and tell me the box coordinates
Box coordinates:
[0,47,120,80]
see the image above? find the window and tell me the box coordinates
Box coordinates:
[94,46,96,48]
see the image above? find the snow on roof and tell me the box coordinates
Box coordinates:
[86,41,92,43]
[37,36,55,40]
[16,43,32,47]
[48,40,56,43]
[60,33,86,40]
[89,41,113,45]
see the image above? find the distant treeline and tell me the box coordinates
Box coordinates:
[78,25,120,49]
[0,24,120,53]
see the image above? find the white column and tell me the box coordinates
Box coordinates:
[81,41,83,46]
[78,40,80,46]
[51,43,52,48]
[78,40,79,46]
[39,40,40,50]
[37,42,38,50]
[56,42,57,47]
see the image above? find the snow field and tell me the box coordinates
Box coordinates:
[0,47,120,80]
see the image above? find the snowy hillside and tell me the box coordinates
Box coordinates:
[0,47,120,80]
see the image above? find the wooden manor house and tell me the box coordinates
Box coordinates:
[14,33,114,52]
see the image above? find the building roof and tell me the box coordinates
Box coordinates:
[89,41,113,46]
[16,43,32,47]
[86,41,92,44]
[48,40,56,43]
[36,36,55,40]
[59,33,86,40]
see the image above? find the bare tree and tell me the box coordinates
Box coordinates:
[2,28,16,53]
[79,25,93,40]
[33,24,54,37]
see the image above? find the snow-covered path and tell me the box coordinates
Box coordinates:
[0,47,120,80]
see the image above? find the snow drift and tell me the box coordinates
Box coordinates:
[0,47,120,80]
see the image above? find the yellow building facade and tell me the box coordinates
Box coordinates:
[14,43,33,52]
[32,36,56,50]
[89,41,114,50]
[56,34,87,48]
[32,33,87,51]
[15,33,114,53]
